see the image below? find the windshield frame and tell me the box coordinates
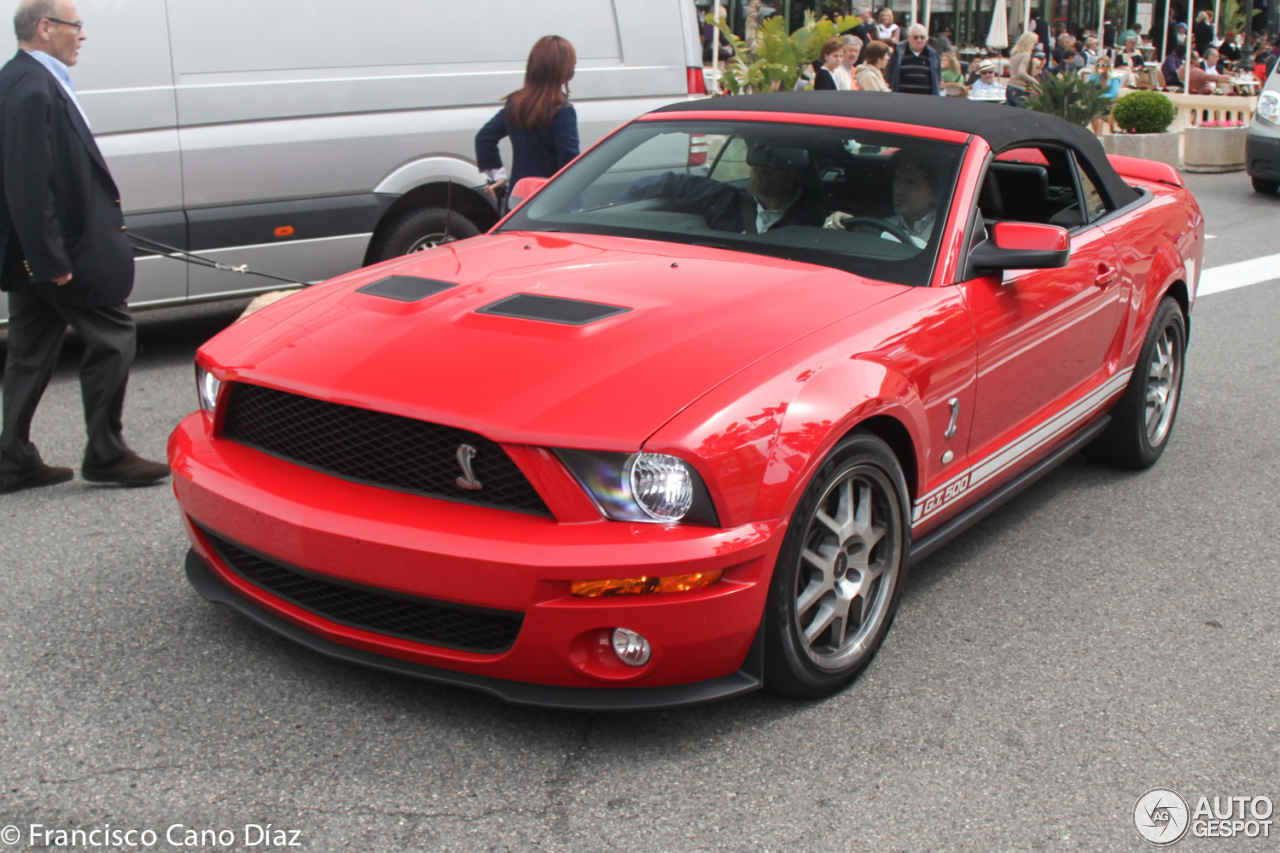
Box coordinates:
[497,117,971,287]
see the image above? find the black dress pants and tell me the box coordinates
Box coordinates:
[0,290,134,473]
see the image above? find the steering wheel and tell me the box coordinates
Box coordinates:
[837,216,918,246]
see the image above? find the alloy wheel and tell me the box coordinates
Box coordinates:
[1145,323,1182,447]
[407,232,450,253]
[793,466,901,671]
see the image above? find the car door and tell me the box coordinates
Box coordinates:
[960,145,1126,473]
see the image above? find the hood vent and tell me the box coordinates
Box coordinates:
[356,276,457,302]
[476,293,631,326]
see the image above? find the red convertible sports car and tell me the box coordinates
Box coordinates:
[170,93,1202,710]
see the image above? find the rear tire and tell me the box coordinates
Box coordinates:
[365,207,481,263]
[763,432,910,699]
[1085,296,1186,470]
[1252,177,1279,194]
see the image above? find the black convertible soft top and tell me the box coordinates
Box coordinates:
[653,91,1140,208]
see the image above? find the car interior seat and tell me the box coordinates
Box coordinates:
[990,162,1050,223]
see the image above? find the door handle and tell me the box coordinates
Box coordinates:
[1095,263,1119,289]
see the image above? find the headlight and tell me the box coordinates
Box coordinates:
[196,366,222,412]
[1260,91,1280,125]
[555,449,719,525]
[629,453,693,521]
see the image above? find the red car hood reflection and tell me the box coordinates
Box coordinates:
[206,232,905,449]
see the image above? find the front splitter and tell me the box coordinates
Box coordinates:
[185,549,764,711]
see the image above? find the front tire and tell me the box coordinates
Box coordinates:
[1252,177,1279,194]
[1085,296,1186,469]
[764,432,910,699]
[365,207,482,263]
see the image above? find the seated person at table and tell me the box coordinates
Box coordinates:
[612,143,827,234]
[823,149,942,248]
[940,51,965,84]
[969,60,1005,96]
[1114,35,1145,68]
[1089,56,1121,134]
[1161,47,1185,86]
[1179,51,1233,93]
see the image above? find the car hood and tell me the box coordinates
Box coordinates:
[203,232,905,449]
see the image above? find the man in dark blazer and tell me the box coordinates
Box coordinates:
[886,25,944,95]
[0,0,168,492]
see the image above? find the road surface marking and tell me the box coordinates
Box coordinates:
[1199,252,1280,297]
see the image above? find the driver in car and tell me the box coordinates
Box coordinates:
[824,149,942,248]
[612,142,827,234]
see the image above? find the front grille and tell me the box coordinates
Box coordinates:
[221,383,551,516]
[204,530,524,654]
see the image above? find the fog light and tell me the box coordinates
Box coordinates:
[611,628,651,667]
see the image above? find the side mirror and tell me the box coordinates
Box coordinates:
[508,176,549,208]
[969,222,1071,272]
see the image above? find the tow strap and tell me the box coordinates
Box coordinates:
[127,233,311,287]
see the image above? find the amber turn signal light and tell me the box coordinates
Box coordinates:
[273,225,295,237]
[571,569,723,598]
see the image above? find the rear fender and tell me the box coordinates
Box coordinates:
[1126,240,1192,365]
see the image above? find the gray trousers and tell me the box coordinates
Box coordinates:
[0,290,134,472]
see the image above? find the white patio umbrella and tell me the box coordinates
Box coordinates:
[711,0,722,95]
[987,0,1010,49]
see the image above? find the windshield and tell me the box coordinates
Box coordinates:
[498,120,966,287]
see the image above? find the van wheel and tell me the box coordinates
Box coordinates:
[1252,177,1279,194]
[366,207,481,263]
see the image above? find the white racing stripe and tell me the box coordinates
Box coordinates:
[912,368,1133,527]
[1198,252,1280,297]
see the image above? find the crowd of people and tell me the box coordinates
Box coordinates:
[706,4,1280,118]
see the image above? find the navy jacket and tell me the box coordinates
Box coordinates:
[612,172,827,234]
[475,101,580,188]
[0,51,132,305]
[886,42,944,95]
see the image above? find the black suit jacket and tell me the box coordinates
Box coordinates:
[0,51,132,306]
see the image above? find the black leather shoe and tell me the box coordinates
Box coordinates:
[0,463,75,494]
[82,451,170,486]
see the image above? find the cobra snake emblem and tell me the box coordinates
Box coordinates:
[455,444,482,490]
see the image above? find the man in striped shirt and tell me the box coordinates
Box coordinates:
[887,24,943,96]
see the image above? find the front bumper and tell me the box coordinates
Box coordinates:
[185,549,763,710]
[169,412,779,709]
[1247,127,1280,181]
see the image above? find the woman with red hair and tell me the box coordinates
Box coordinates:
[476,35,580,207]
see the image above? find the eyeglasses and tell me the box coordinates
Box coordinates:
[980,70,995,74]
[43,17,84,33]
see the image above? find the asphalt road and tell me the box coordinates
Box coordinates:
[1,171,1277,853]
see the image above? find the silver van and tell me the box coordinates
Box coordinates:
[2,0,707,325]
[1247,63,1280,194]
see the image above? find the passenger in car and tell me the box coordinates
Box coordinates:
[824,150,943,247]
[611,143,827,234]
